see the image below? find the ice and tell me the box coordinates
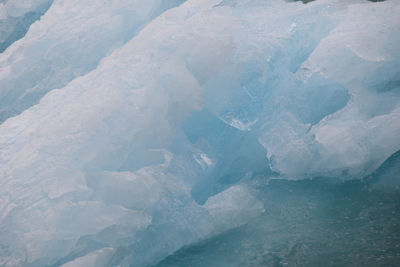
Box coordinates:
[0,0,399,266]
[0,0,52,53]
[0,0,185,123]
[262,0,400,178]
[60,248,116,267]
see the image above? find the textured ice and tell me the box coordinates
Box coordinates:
[0,0,52,53]
[0,0,185,122]
[0,0,399,266]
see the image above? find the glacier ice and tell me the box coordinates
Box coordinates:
[0,0,399,266]
[0,0,185,123]
[0,0,53,53]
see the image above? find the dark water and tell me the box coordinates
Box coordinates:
[155,152,400,267]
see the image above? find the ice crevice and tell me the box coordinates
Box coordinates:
[0,0,54,53]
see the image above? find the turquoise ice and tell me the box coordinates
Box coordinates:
[0,0,399,266]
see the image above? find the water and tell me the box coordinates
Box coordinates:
[156,156,400,266]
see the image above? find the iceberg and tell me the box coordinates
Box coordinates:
[0,0,399,266]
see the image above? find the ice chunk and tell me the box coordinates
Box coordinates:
[204,185,265,231]
[61,248,116,267]
[256,0,400,178]
[0,1,258,264]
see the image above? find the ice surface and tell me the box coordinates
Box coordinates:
[0,0,52,53]
[0,0,399,266]
[0,0,185,123]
